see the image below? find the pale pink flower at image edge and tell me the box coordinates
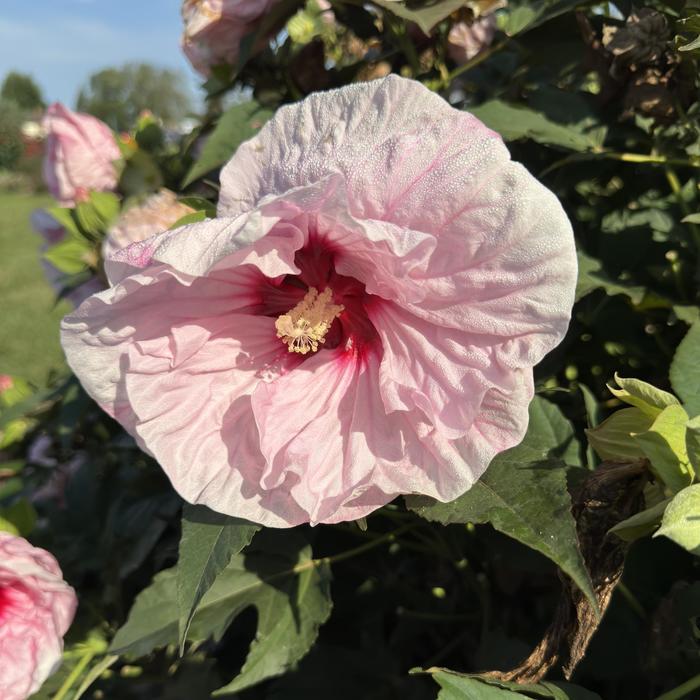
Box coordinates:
[0,533,77,700]
[61,75,577,527]
[181,0,280,76]
[42,103,121,207]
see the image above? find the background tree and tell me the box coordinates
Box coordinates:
[0,72,44,112]
[76,63,193,131]
[0,99,25,169]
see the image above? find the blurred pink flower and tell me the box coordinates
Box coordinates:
[181,0,279,76]
[61,76,577,526]
[447,15,497,65]
[102,190,194,261]
[0,533,77,700]
[30,210,104,308]
[42,103,121,207]
[0,376,13,393]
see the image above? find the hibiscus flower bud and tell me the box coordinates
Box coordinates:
[61,76,577,527]
[0,533,77,700]
[181,0,280,77]
[42,104,121,207]
[447,15,497,66]
[102,189,195,261]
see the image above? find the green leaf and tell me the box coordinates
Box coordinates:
[575,250,645,303]
[633,405,694,493]
[177,504,259,653]
[0,498,37,537]
[370,0,466,34]
[607,374,680,418]
[110,532,332,693]
[608,498,670,542]
[46,206,83,239]
[408,397,596,611]
[89,191,120,227]
[586,407,654,461]
[183,101,274,187]
[43,237,93,275]
[670,322,700,417]
[681,212,700,224]
[422,668,601,699]
[686,415,700,473]
[470,101,604,153]
[177,196,217,217]
[654,484,700,555]
[169,210,208,228]
[503,0,596,38]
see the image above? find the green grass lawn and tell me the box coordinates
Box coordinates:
[0,191,71,385]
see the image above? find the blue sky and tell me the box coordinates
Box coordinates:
[0,0,202,108]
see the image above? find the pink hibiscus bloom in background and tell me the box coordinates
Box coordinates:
[102,189,194,261]
[447,15,497,66]
[181,0,280,76]
[42,103,121,206]
[0,533,77,700]
[61,76,577,527]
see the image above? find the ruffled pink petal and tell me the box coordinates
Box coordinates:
[61,265,265,419]
[218,76,505,226]
[123,314,305,526]
[404,162,577,369]
[251,348,485,524]
[368,300,515,439]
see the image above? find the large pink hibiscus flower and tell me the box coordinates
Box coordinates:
[61,76,577,526]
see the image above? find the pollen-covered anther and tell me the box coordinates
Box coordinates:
[275,287,344,355]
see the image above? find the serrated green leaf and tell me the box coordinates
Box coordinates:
[75,200,105,236]
[608,498,670,542]
[110,531,332,693]
[183,101,274,187]
[608,374,680,418]
[670,323,700,417]
[177,503,259,653]
[586,407,654,461]
[654,484,700,555]
[423,668,601,699]
[575,250,645,303]
[371,0,465,34]
[43,237,93,275]
[408,398,596,611]
[470,101,605,152]
[633,405,693,493]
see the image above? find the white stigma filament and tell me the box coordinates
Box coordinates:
[275,287,344,355]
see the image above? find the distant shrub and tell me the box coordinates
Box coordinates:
[0,99,24,170]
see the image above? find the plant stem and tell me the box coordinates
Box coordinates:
[652,672,700,700]
[53,649,96,700]
[615,581,646,620]
[302,523,416,572]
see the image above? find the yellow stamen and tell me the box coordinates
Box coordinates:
[275,287,344,355]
